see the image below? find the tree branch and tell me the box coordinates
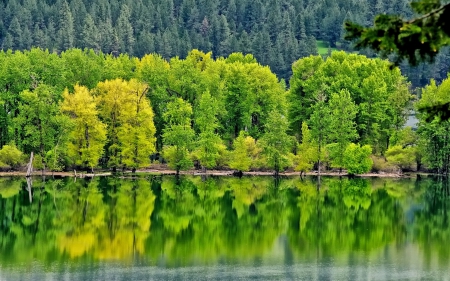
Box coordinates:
[408,2,450,24]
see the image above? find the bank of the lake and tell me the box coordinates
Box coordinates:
[0,167,423,178]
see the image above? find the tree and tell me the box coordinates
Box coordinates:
[194,91,224,171]
[162,98,195,174]
[117,80,156,171]
[258,110,293,175]
[288,52,411,153]
[81,14,100,52]
[57,0,75,50]
[308,92,331,176]
[327,90,358,172]
[345,1,450,121]
[416,79,450,174]
[96,79,156,171]
[116,4,135,55]
[229,131,260,173]
[294,122,317,176]
[60,84,106,171]
[136,54,171,147]
[343,143,373,175]
[14,84,69,169]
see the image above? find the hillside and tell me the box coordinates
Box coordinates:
[0,0,449,86]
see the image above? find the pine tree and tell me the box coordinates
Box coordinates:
[116,4,135,55]
[57,0,75,50]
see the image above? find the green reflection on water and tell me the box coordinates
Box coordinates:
[0,175,449,269]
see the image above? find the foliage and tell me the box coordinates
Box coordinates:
[162,98,195,173]
[385,145,417,171]
[229,131,261,172]
[416,78,450,173]
[327,89,358,170]
[308,92,331,173]
[345,1,450,66]
[60,84,107,170]
[294,122,317,174]
[14,84,68,166]
[0,144,24,169]
[96,79,156,170]
[345,1,450,121]
[194,91,224,170]
[342,143,373,175]
[258,110,293,174]
[370,155,397,173]
[289,52,411,153]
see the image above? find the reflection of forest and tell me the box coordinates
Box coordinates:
[0,176,449,269]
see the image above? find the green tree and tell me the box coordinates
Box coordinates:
[162,98,195,174]
[136,54,171,150]
[308,92,331,175]
[57,0,75,50]
[294,122,317,176]
[289,52,411,153]
[343,143,373,175]
[258,110,293,175]
[327,90,358,172]
[416,79,450,174]
[116,4,135,55]
[81,14,100,52]
[14,84,69,169]
[229,131,261,173]
[194,91,224,171]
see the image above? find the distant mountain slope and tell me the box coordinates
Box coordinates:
[0,0,448,86]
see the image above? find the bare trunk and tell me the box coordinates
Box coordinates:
[26,152,34,177]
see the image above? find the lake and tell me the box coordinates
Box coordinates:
[0,175,449,280]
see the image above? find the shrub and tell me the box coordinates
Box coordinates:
[370,155,398,173]
[343,143,373,175]
[0,144,25,169]
[385,145,417,171]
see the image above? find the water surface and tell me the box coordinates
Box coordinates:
[0,175,449,280]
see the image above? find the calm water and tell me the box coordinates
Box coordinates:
[0,175,449,281]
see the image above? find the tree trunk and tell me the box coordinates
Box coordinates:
[26,152,34,177]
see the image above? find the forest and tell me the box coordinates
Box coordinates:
[0,0,449,175]
[0,48,448,175]
[1,0,450,87]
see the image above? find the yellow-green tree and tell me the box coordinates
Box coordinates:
[294,122,317,176]
[229,131,261,173]
[118,79,156,171]
[61,85,106,170]
[96,79,156,171]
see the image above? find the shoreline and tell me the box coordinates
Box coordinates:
[0,168,430,178]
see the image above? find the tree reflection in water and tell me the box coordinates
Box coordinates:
[0,175,448,272]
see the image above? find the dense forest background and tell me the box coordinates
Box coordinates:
[0,0,449,87]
